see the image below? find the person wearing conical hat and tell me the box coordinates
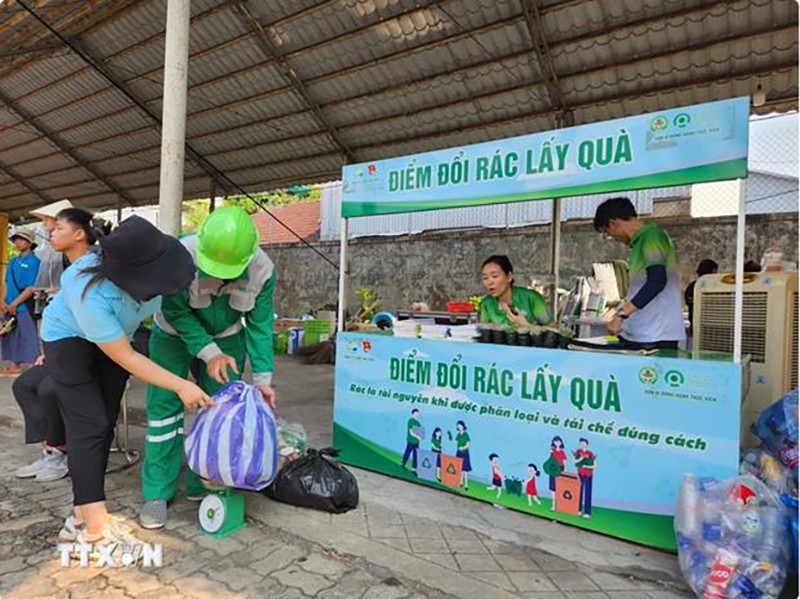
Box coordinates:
[139,206,277,530]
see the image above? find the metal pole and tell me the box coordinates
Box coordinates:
[733,179,746,363]
[337,218,349,332]
[549,198,562,317]
[209,177,216,213]
[116,203,123,225]
[157,0,191,237]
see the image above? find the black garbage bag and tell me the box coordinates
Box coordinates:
[264,447,359,513]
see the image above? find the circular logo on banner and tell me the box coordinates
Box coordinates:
[665,370,686,388]
[674,113,691,128]
[639,367,658,385]
[650,116,668,132]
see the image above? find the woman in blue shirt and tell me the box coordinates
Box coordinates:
[1,227,41,375]
[41,213,206,552]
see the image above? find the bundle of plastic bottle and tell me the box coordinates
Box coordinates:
[740,449,797,497]
[751,389,798,473]
[675,474,790,599]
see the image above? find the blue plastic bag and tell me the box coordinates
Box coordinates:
[185,381,278,491]
[752,389,798,471]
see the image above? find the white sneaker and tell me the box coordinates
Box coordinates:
[58,515,84,542]
[36,449,68,482]
[15,449,50,478]
[74,521,142,565]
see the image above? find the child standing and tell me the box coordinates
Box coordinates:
[1,228,41,376]
[525,463,541,506]
[487,454,503,499]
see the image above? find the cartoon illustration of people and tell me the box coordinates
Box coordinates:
[448,420,472,490]
[486,454,503,499]
[525,463,541,506]
[431,427,443,480]
[543,435,567,511]
[574,437,597,518]
[401,408,423,475]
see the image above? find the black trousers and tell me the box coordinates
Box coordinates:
[44,338,129,506]
[13,365,66,447]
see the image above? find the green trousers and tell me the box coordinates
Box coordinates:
[141,326,246,502]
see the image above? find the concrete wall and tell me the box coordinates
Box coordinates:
[265,213,799,317]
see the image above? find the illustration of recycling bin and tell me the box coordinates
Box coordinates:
[416,449,438,482]
[440,454,464,489]
[555,472,581,516]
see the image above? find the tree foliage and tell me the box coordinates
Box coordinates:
[181,185,320,233]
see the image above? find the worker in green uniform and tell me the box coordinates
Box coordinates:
[139,206,277,529]
[479,255,553,328]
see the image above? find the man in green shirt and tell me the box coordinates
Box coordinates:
[594,198,685,349]
[401,408,423,474]
[139,207,277,529]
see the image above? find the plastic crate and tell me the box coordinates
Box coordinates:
[446,301,475,313]
[303,319,332,346]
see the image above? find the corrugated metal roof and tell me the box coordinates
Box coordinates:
[0,0,796,216]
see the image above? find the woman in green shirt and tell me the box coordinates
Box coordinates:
[479,255,552,328]
[450,420,472,491]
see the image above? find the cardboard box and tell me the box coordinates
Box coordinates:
[274,318,304,333]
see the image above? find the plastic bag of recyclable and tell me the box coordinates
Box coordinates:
[751,389,799,471]
[277,419,307,470]
[740,448,797,497]
[780,494,798,574]
[265,447,359,514]
[675,474,790,599]
[185,381,278,491]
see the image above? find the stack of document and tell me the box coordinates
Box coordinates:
[393,320,479,342]
[447,324,480,342]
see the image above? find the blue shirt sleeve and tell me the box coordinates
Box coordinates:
[63,278,126,344]
[630,264,668,309]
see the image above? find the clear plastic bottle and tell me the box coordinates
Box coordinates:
[677,473,701,538]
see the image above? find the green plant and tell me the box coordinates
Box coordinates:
[352,288,380,323]
[469,294,484,311]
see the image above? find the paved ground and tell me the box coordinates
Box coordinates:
[0,356,697,599]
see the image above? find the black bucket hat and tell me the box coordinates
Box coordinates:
[98,216,194,301]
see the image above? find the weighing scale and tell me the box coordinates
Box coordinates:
[198,481,246,538]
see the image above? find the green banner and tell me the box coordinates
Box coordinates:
[341,97,750,217]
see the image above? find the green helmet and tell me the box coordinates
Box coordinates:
[196,206,259,279]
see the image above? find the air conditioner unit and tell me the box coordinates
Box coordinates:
[693,272,798,447]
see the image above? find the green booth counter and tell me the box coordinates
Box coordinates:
[333,332,743,551]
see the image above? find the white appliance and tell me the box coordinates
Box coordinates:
[693,272,798,446]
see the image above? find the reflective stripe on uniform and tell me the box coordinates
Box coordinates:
[146,428,185,443]
[147,413,185,428]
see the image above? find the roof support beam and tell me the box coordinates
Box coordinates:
[0,89,137,207]
[0,0,733,143]
[519,0,573,127]
[231,0,356,164]
[0,158,55,208]
[15,0,235,198]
